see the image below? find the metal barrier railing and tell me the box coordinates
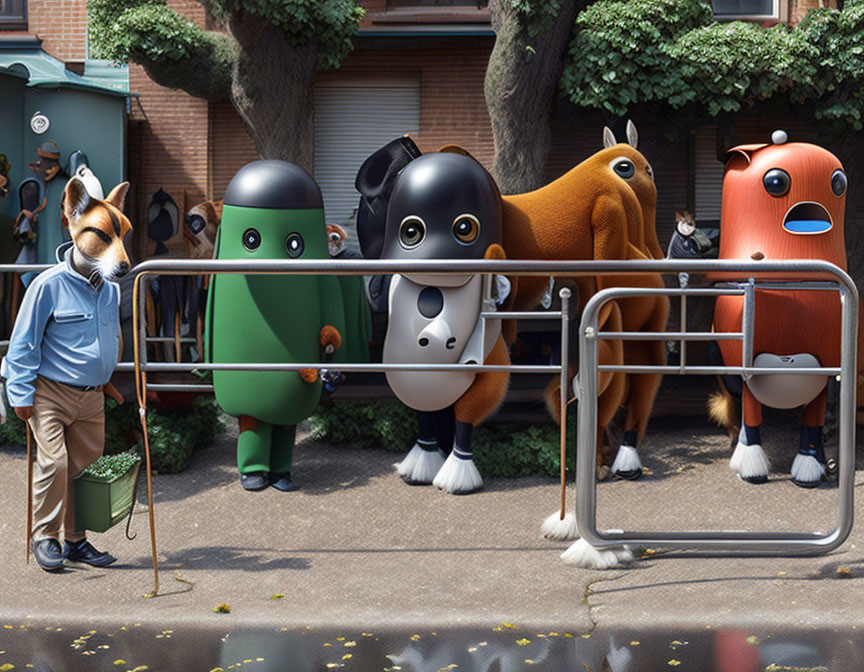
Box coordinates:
[1,258,857,589]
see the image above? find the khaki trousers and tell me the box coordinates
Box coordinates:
[28,376,104,543]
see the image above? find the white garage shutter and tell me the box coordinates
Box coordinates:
[314,78,421,252]
[694,124,724,223]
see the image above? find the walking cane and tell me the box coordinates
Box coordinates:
[26,421,32,564]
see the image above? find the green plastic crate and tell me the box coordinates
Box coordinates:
[74,461,141,533]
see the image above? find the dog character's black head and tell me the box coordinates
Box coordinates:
[381,152,502,262]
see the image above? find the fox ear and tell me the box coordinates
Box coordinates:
[104,181,130,211]
[63,177,91,224]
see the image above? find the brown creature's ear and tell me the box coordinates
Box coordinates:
[484,243,507,260]
[675,210,683,220]
[439,144,475,160]
[63,177,92,224]
[626,120,638,149]
[104,181,130,211]
[603,126,616,149]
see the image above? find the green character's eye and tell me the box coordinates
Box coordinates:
[831,169,847,197]
[285,232,304,258]
[399,215,426,249]
[763,168,791,197]
[243,228,261,251]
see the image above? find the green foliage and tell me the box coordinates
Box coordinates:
[89,0,363,71]
[309,400,576,479]
[81,451,141,483]
[501,0,563,37]
[562,0,864,130]
[563,0,712,115]
[89,0,211,62]
[308,399,418,451]
[0,396,224,475]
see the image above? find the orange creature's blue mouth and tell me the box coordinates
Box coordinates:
[783,202,832,235]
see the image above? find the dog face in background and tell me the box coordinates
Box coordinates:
[62,177,132,280]
[183,200,223,260]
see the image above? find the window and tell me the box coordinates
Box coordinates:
[0,0,27,28]
[711,0,779,19]
[389,1,487,7]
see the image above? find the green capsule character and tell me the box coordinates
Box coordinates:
[205,160,350,492]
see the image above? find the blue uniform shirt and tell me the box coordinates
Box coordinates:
[1,248,121,407]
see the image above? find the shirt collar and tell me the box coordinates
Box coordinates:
[62,246,103,291]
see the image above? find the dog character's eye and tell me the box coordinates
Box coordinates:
[243,228,261,251]
[453,214,480,245]
[610,158,635,179]
[831,169,847,197]
[285,232,304,258]
[328,231,342,244]
[185,214,206,235]
[399,216,426,249]
[763,168,791,197]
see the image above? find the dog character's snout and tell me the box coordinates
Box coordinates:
[115,261,130,277]
[417,287,444,318]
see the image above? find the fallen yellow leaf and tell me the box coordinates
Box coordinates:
[213,604,232,614]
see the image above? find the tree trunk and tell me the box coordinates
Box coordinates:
[228,11,318,173]
[484,0,581,194]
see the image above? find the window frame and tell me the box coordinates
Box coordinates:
[711,0,781,21]
[0,0,28,30]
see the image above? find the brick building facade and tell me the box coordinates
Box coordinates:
[8,0,840,259]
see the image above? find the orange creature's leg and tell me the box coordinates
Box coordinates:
[791,386,829,488]
[730,385,770,484]
[433,334,509,495]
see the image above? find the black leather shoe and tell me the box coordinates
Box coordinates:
[64,539,117,567]
[31,538,65,572]
[269,472,298,492]
[240,471,269,491]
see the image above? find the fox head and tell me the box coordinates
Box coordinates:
[62,177,133,280]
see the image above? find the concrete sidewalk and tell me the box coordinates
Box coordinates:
[0,409,861,666]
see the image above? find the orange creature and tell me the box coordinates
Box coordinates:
[502,122,669,481]
[711,132,848,487]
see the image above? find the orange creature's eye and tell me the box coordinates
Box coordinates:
[831,170,847,197]
[763,169,791,197]
[610,157,636,179]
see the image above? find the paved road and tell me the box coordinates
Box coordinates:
[0,407,861,669]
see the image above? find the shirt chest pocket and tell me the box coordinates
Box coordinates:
[53,310,96,343]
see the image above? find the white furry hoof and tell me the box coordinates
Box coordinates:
[790,453,826,488]
[729,441,770,482]
[397,442,445,485]
[611,444,643,480]
[541,511,579,541]
[432,449,483,494]
[561,538,633,570]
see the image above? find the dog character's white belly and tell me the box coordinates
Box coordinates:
[747,352,827,409]
[384,274,484,412]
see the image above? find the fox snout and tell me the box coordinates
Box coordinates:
[115,261,130,277]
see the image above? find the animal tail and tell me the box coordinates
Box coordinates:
[707,377,738,438]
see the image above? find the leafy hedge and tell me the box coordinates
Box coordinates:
[1,396,224,475]
[563,0,864,131]
[308,400,576,479]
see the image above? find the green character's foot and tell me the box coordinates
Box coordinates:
[240,471,269,491]
[269,472,298,492]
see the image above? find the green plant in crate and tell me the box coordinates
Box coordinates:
[75,451,142,534]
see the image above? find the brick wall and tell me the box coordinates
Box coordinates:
[128,0,209,261]
[27,0,88,61]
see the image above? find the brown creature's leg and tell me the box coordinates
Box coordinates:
[433,334,509,495]
[792,386,829,489]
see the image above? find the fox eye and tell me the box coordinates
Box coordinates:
[83,226,112,244]
[285,232,304,258]
[243,228,261,251]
